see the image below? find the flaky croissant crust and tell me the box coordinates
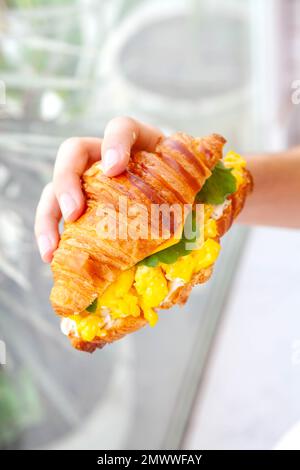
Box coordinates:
[50,133,226,317]
[69,167,253,353]
[50,132,253,352]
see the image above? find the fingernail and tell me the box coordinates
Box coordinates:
[38,234,53,260]
[102,147,122,174]
[59,192,77,220]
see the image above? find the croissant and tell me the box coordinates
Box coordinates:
[50,132,253,352]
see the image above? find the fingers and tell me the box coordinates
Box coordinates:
[101,116,164,176]
[53,137,102,222]
[35,183,61,263]
[52,122,162,221]
[37,119,163,263]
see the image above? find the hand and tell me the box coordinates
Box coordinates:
[34,116,164,263]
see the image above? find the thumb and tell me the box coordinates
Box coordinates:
[101,117,137,176]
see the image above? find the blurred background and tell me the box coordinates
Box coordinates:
[0,0,299,450]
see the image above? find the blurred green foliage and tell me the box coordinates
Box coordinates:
[0,368,43,447]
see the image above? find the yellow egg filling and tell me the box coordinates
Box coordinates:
[68,313,106,342]
[224,151,246,189]
[64,153,246,342]
[68,234,221,341]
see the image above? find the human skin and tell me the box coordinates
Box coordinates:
[34,116,300,262]
[238,147,300,229]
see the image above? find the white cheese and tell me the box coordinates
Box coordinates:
[161,278,185,304]
[60,318,79,337]
[211,199,231,220]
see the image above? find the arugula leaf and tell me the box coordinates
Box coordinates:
[137,161,237,267]
[86,298,98,313]
[196,161,236,205]
[141,211,199,267]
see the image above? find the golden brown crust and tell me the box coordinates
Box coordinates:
[160,266,214,309]
[216,168,253,237]
[51,133,226,317]
[69,167,253,352]
[49,132,253,353]
[69,315,147,353]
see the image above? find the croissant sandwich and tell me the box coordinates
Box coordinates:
[50,132,253,352]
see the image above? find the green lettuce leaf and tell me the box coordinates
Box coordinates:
[135,161,237,268]
[195,161,236,205]
[86,298,98,313]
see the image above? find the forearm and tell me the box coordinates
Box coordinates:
[238,146,300,229]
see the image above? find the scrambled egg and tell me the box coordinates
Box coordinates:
[204,218,217,239]
[224,151,246,188]
[162,256,195,283]
[134,265,168,326]
[68,269,140,342]
[69,234,221,341]
[68,313,106,342]
[97,269,140,320]
[65,152,245,342]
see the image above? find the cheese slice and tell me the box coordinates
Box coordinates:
[151,205,204,255]
[151,223,183,254]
